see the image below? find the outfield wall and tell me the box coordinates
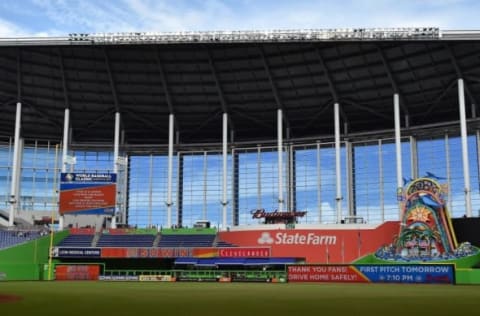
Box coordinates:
[0,230,69,280]
[219,221,400,263]
[455,269,480,284]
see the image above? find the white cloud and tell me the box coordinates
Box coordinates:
[0,0,477,37]
[31,0,138,33]
[0,18,27,37]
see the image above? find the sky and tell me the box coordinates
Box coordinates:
[0,0,478,37]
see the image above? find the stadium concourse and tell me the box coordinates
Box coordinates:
[1,28,480,283]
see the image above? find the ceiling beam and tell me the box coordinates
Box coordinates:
[314,47,339,102]
[302,98,333,131]
[206,47,235,134]
[57,48,70,109]
[259,45,291,131]
[22,101,63,129]
[376,45,410,117]
[341,98,391,120]
[359,44,383,100]
[231,108,274,130]
[465,75,480,83]
[399,45,430,107]
[103,47,120,113]
[0,99,16,110]
[183,108,223,140]
[445,43,479,108]
[314,46,349,128]
[419,79,457,119]
[154,46,182,140]
[154,46,174,114]
[75,107,116,138]
[123,109,167,135]
[206,48,228,113]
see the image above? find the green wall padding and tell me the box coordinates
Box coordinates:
[455,269,480,284]
[0,230,69,280]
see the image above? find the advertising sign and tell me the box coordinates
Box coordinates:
[192,247,270,258]
[59,172,116,215]
[101,247,193,258]
[355,264,455,284]
[217,247,270,258]
[176,276,218,282]
[97,247,271,259]
[55,265,100,281]
[98,275,139,281]
[139,275,174,282]
[53,247,101,258]
[218,221,401,263]
[288,265,368,283]
[288,264,455,284]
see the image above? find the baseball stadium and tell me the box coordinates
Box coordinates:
[1,28,480,315]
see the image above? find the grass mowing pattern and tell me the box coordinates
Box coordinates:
[1,282,479,316]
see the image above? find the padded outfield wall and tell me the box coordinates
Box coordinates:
[0,230,68,280]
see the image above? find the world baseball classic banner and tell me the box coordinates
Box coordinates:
[287,264,455,284]
[59,173,116,215]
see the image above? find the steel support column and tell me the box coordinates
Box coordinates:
[8,102,21,227]
[232,148,239,226]
[277,109,284,212]
[59,108,70,230]
[222,113,228,229]
[378,140,385,222]
[458,79,472,217]
[394,93,403,219]
[167,114,174,228]
[346,141,354,217]
[334,102,342,223]
[316,142,322,223]
[111,112,120,229]
[410,136,418,179]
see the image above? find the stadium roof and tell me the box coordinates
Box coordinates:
[0,28,480,148]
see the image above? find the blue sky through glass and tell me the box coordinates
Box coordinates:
[0,133,478,227]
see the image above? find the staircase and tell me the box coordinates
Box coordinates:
[153,233,162,247]
[212,234,219,247]
[91,231,102,247]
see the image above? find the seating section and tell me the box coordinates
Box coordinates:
[158,234,215,247]
[0,230,41,249]
[216,240,237,247]
[97,234,155,247]
[58,234,94,247]
[56,230,232,248]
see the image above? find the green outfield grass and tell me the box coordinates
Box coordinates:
[1,282,479,316]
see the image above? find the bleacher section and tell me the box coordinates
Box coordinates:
[158,234,216,247]
[216,240,237,247]
[57,234,94,247]
[0,230,42,249]
[57,228,232,248]
[97,234,155,247]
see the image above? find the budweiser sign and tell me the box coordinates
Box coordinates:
[251,209,307,219]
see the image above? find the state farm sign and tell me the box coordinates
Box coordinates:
[257,232,336,246]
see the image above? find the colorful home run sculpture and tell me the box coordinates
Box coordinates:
[375,177,477,262]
